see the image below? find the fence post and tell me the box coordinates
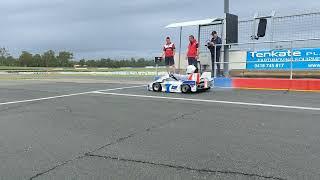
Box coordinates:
[214,45,217,78]
[178,27,182,74]
[290,41,293,80]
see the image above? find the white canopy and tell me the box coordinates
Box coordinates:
[165,18,223,28]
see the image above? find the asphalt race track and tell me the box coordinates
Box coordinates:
[0,77,320,180]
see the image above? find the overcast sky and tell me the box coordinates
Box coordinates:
[1,0,320,59]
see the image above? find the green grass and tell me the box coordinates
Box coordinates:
[0,66,46,70]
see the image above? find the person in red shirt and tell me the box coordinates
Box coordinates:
[162,37,176,73]
[186,35,199,71]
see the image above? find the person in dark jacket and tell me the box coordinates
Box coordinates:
[207,31,222,77]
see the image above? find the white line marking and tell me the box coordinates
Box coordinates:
[0,85,145,106]
[94,85,145,93]
[94,92,320,111]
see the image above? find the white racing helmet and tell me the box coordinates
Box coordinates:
[186,65,197,74]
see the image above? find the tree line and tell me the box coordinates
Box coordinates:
[0,48,161,68]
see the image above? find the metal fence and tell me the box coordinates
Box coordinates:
[199,11,320,54]
[196,11,320,79]
[203,39,320,79]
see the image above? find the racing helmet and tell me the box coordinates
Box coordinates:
[186,65,196,74]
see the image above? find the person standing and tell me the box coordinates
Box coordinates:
[207,31,222,77]
[186,35,199,71]
[162,37,176,73]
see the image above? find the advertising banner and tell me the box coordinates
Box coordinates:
[247,48,320,70]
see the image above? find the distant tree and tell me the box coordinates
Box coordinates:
[2,47,155,68]
[86,60,96,67]
[33,54,43,67]
[79,59,86,66]
[99,58,107,67]
[137,58,146,67]
[5,56,18,66]
[0,48,9,58]
[19,51,33,67]
[0,48,10,66]
[57,51,73,67]
[42,50,56,67]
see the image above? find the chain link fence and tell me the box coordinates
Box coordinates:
[199,11,320,53]
[197,11,320,79]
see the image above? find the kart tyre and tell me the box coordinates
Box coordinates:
[181,84,191,93]
[152,83,162,92]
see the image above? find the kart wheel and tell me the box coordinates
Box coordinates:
[152,83,162,92]
[181,84,191,93]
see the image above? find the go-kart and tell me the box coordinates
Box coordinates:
[147,69,213,93]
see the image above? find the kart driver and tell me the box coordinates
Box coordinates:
[170,65,197,81]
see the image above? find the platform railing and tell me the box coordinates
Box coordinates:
[200,38,320,79]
